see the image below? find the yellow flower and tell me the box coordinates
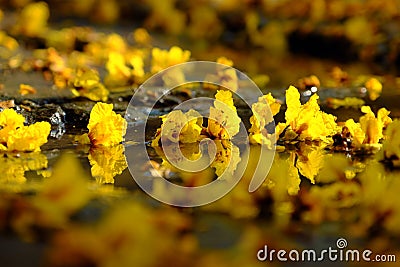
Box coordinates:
[216,56,233,67]
[0,109,51,152]
[0,31,19,50]
[129,54,145,81]
[249,93,281,145]
[284,86,338,141]
[88,144,127,184]
[365,77,382,101]
[105,52,131,87]
[19,84,37,95]
[13,1,49,37]
[208,90,240,139]
[133,28,151,45]
[84,102,127,147]
[344,119,365,146]
[70,68,109,102]
[359,106,391,145]
[151,46,191,73]
[379,119,400,167]
[153,109,203,145]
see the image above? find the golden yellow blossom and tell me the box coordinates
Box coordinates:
[359,106,391,144]
[133,28,152,45]
[153,109,203,145]
[297,75,320,90]
[70,68,109,102]
[0,31,19,51]
[83,102,127,146]
[151,46,191,73]
[378,119,400,167]
[207,90,240,139]
[105,52,131,87]
[284,86,338,141]
[0,109,51,152]
[216,56,233,67]
[344,119,365,146]
[19,84,37,95]
[249,93,281,145]
[13,1,49,37]
[88,144,127,184]
[129,54,145,81]
[365,77,382,101]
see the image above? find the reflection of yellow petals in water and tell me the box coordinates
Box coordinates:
[316,154,353,184]
[0,152,48,185]
[8,154,90,240]
[295,145,326,184]
[209,140,241,177]
[48,202,188,267]
[38,153,90,212]
[266,152,301,198]
[154,140,241,184]
[88,144,127,184]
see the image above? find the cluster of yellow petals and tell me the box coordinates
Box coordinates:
[153,90,240,146]
[151,46,191,73]
[207,90,240,139]
[379,120,400,167]
[345,106,392,146]
[0,109,51,152]
[282,85,338,141]
[105,51,145,87]
[249,93,281,145]
[152,109,203,146]
[77,102,127,147]
[19,84,37,96]
[12,2,49,37]
[364,77,382,101]
[70,68,109,102]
